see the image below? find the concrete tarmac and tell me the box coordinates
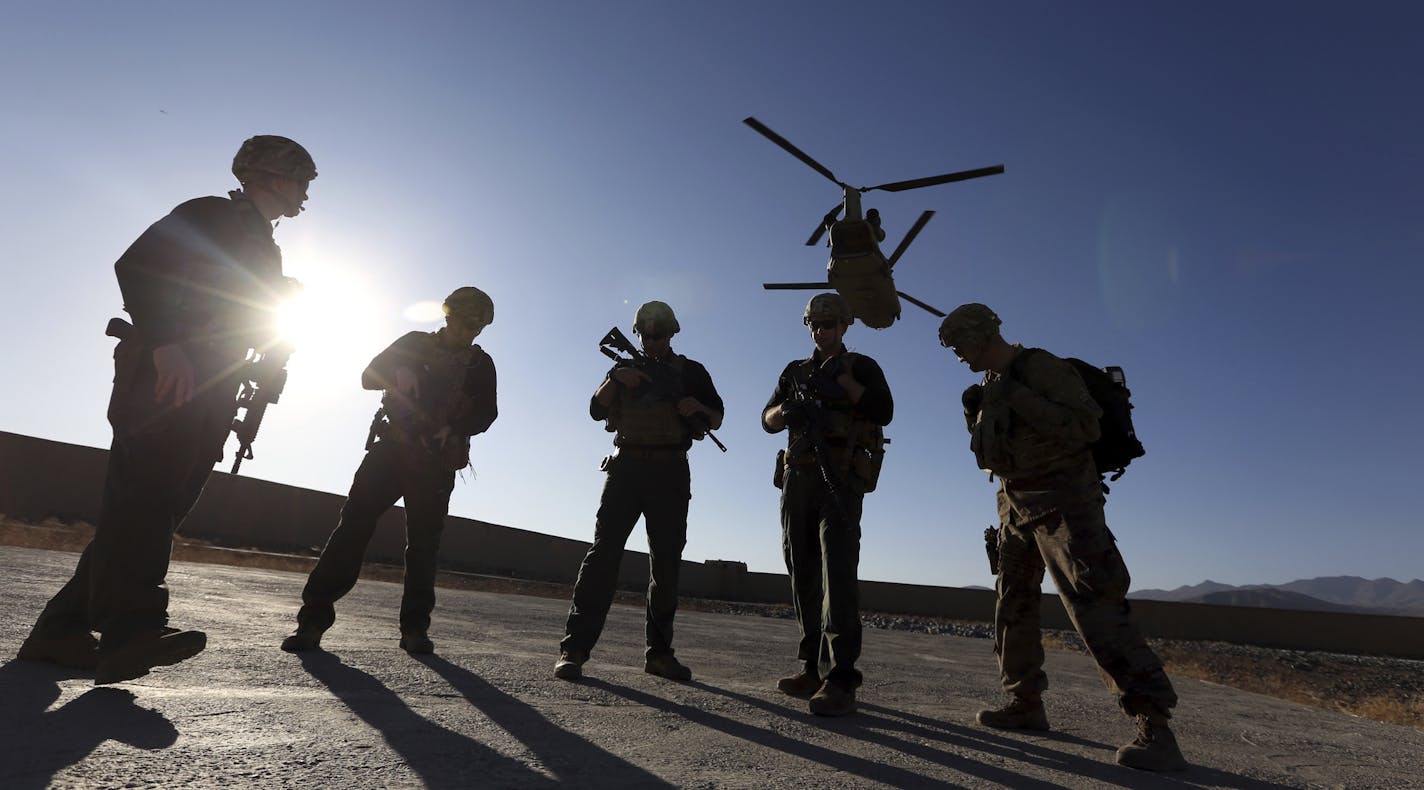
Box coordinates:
[4,545,1419,789]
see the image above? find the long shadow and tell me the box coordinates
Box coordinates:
[846,699,1144,787]
[581,677,972,789]
[415,655,671,788]
[690,681,1096,789]
[859,701,1112,752]
[0,660,178,790]
[853,699,1298,790]
[298,652,557,789]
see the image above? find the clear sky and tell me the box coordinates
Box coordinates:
[2,1,1421,592]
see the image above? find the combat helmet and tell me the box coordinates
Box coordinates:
[938,303,1002,347]
[803,293,853,326]
[443,286,494,334]
[633,301,679,336]
[232,135,318,184]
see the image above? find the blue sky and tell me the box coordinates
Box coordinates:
[2,1,1421,592]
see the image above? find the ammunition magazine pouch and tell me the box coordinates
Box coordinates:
[847,422,886,495]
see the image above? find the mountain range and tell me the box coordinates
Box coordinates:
[1128,576,1424,617]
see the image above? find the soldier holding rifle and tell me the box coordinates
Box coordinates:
[18,135,316,685]
[762,293,892,716]
[554,301,723,682]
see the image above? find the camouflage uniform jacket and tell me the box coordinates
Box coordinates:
[969,345,1102,524]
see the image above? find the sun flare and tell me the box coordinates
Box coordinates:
[272,246,390,398]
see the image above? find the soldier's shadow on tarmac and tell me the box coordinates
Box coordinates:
[299,651,561,789]
[0,660,179,790]
[585,677,1295,790]
[414,654,672,788]
[851,701,1298,790]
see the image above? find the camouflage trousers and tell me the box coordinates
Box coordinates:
[994,498,1177,716]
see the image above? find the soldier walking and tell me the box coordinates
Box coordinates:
[281,287,497,655]
[762,293,893,716]
[939,302,1187,771]
[17,135,317,684]
[554,301,723,682]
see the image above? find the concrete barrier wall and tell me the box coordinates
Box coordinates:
[3,431,1422,658]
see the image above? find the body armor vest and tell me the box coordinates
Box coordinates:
[783,352,887,493]
[788,353,859,447]
[379,336,481,470]
[608,355,688,446]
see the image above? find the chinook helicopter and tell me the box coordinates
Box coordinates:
[744,116,1004,328]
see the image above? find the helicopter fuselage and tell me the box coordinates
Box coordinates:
[826,216,900,329]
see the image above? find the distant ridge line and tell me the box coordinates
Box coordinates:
[1131,576,1424,617]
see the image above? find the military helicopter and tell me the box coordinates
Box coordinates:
[744,116,1004,328]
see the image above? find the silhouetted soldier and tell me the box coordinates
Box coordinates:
[18,135,317,685]
[554,301,723,682]
[281,287,498,655]
[762,293,892,716]
[939,302,1187,772]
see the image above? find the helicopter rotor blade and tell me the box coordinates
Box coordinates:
[805,202,843,246]
[866,164,1005,193]
[764,282,833,290]
[887,210,934,268]
[743,117,844,188]
[897,291,947,317]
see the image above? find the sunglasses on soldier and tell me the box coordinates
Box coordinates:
[808,318,840,331]
[638,323,671,341]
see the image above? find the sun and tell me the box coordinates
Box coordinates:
[272,246,389,394]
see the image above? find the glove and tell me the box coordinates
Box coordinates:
[781,400,812,431]
[961,383,984,420]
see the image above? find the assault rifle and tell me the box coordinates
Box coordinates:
[104,316,292,474]
[781,365,854,529]
[231,342,293,473]
[598,326,726,452]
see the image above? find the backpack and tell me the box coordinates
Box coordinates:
[1015,349,1146,481]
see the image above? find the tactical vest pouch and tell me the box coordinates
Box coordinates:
[773,449,786,490]
[435,436,471,472]
[850,425,886,494]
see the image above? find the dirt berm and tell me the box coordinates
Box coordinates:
[4,546,1419,789]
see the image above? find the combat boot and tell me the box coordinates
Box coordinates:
[554,650,587,681]
[95,627,206,685]
[644,652,692,682]
[1116,712,1188,771]
[280,628,325,653]
[976,695,1050,731]
[399,631,435,655]
[17,630,99,671]
[776,670,821,698]
[808,681,856,717]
